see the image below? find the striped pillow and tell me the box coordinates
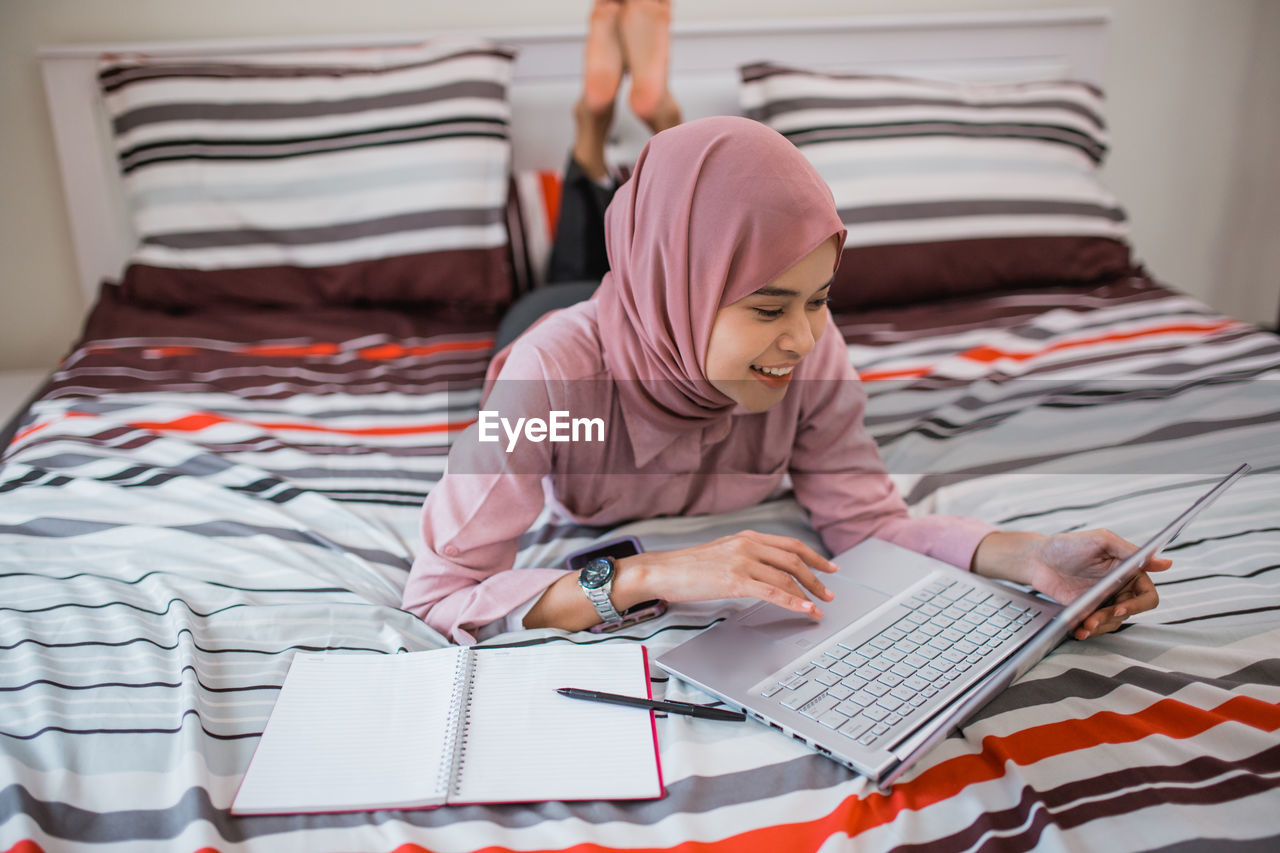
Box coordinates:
[740,64,1132,309]
[509,169,564,292]
[100,40,516,309]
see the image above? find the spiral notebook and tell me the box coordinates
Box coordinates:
[231,643,664,815]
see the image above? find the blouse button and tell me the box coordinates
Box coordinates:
[444,545,460,557]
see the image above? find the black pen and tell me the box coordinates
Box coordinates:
[557,687,746,721]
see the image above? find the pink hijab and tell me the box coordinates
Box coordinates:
[595,116,847,451]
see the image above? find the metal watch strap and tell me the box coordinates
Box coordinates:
[584,583,623,624]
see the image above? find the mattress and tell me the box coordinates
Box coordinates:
[2,274,1278,852]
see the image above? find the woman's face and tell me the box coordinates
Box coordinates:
[704,236,839,412]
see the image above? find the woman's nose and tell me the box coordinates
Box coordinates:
[778,312,817,357]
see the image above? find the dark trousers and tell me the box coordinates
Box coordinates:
[495,156,618,352]
[547,156,616,285]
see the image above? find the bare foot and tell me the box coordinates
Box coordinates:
[582,0,625,115]
[620,0,682,132]
[573,0,624,181]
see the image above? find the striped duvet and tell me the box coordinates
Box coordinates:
[2,275,1278,853]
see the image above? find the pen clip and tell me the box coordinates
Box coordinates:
[663,698,723,711]
[659,697,745,720]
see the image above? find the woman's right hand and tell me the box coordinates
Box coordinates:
[615,530,837,618]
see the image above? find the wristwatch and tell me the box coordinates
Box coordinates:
[578,556,624,625]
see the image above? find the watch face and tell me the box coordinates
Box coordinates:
[579,557,613,589]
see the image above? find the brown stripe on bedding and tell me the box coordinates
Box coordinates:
[140,205,504,250]
[897,408,1280,502]
[976,659,1280,722]
[860,335,1276,433]
[46,359,491,398]
[97,47,517,92]
[830,235,1132,311]
[747,96,1106,131]
[831,276,1166,340]
[117,117,508,172]
[17,426,456,463]
[849,298,1245,375]
[77,280,501,342]
[111,80,509,134]
[504,175,535,296]
[874,367,1277,445]
[786,122,1107,162]
[922,748,1280,853]
[121,245,514,309]
[1043,748,1280,831]
[50,348,493,394]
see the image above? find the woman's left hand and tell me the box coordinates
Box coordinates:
[972,529,1172,640]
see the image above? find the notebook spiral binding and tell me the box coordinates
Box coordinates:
[442,648,478,801]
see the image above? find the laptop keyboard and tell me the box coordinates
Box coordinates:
[761,576,1038,749]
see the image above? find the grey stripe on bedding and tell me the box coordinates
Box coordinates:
[118,119,509,173]
[837,198,1127,224]
[97,46,516,91]
[786,121,1108,161]
[749,95,1106,128]
[111,80,508,134]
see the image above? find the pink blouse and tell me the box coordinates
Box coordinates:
[402,302,995,643]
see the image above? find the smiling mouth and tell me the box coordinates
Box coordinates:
[749,363,796,387]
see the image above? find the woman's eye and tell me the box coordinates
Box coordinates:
[752,308,785,319]
[807,297,831,310]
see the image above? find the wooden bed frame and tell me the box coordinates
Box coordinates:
[38,8,1109,307]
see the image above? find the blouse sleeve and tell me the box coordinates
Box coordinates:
[401,354,570,645]
[788,318,996,569]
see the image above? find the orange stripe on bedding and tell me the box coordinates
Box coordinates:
[858,318,1239,383]
[356,339,494,360]
[130,412,475,437]
[960,319,1239,365]
[240,343,343,358]
[92,338,494,360]
[398,696,1278,853]
[240,339,494,360]
[11,410,96,445]
[4,841,46,853]
[143,346,200,357]
[901,695,1280,807]
[540,170,563,242]
[858,365,935,382]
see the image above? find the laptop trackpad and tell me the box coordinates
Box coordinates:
[737,576,891,647]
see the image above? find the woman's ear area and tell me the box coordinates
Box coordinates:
[824,233,842,275]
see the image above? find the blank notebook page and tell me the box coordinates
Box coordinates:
[234,649,462,813]
[453,643,661,803]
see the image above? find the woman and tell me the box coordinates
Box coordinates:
[402,116,1167,645]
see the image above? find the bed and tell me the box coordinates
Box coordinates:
[5,10,1278,853]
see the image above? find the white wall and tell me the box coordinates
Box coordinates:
[2,0,1276,373]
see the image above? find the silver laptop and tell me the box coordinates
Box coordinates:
[656,464,1250,789]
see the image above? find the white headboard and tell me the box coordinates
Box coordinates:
[38,8,1109,306]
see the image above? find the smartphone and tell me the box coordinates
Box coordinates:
[564,537,667,633]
